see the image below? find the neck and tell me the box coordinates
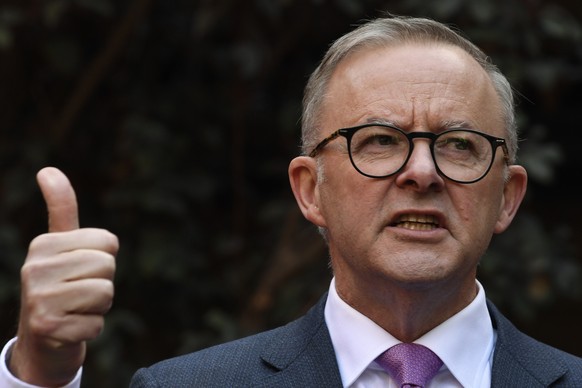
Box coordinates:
[333,274,478,342]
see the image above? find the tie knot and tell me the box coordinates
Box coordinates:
[376,343,443,388]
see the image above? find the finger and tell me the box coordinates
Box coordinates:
[26,279,114,337]
[34,313,107,346]
[22,247,116,285]
[61,279,115,315]
[28,228,119,259]
[54,314,105,344]
[36,167,80,232]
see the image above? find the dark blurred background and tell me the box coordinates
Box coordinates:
[1,0,581,387]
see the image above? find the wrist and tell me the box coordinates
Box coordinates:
[9,336,84,387]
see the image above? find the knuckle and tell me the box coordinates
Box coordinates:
[104,254,116,276]
[91,252,116,279]
[28,312,60,338]
[23,287,52,315]
[106,281,115,299]
[20,260,45,283]
[88,318,105,339]
[27,234,51,255]
[103,231,119,253]
[99,279,115,301]
[87,228,119,254]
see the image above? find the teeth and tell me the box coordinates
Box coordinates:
[396,214,438,230]
[398,221,436,230]
[398,214,437,224]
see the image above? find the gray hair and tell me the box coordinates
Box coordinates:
[301,15,519,163]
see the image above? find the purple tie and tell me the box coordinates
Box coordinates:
[376,343,443,388]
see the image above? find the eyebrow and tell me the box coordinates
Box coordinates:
[362,117,400,127]
[357,118,479,132]
[440,119,477,129]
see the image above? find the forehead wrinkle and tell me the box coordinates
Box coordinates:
[343,84,487,133]
[390,76,471,130]
[323,43,501,134]
[419,76,493,131]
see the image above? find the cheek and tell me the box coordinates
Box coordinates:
[319,171,386,232]
[455,184,503,232]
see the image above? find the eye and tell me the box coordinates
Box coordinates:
[351,125,408,155]
[435,131,490,163]
[440,137,471,150]
[367,134,396,146]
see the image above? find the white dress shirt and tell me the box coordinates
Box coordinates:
[0,337,82,388]
[325,278,496,388]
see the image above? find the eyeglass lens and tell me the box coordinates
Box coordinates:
[348,125,494,182]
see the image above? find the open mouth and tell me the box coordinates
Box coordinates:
[394,214,439,231]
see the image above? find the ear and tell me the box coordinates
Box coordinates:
[288,156,327,228]
[494,165,528,234]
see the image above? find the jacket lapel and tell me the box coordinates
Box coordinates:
[488,300,568,387]
[256,294,343,387]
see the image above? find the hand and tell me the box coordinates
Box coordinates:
[9,167,118,386]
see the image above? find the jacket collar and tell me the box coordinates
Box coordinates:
[488,300,568,386]
[258,294,342,387]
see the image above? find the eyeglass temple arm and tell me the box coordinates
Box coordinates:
[496,140,510,165]
[308,131,343,157]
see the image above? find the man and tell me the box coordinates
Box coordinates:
[3,14,582,387]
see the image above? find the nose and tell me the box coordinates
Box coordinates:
[394,140,445,191]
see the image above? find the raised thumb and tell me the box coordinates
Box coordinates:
[36,167,80,232]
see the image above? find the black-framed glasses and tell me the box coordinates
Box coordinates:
[309,123,509,184]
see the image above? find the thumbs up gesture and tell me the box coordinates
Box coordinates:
[9,167,119,386]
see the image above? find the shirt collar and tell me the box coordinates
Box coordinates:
[324,277,495,387]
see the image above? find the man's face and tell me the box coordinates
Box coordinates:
[309,44,524,306]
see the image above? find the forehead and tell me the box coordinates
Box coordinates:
[321,43,503,134]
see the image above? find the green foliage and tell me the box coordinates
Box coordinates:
[1,1,581,386]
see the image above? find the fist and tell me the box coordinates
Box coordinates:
[10,167,119,386]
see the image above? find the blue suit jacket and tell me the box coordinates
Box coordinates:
[129,295,582,387]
